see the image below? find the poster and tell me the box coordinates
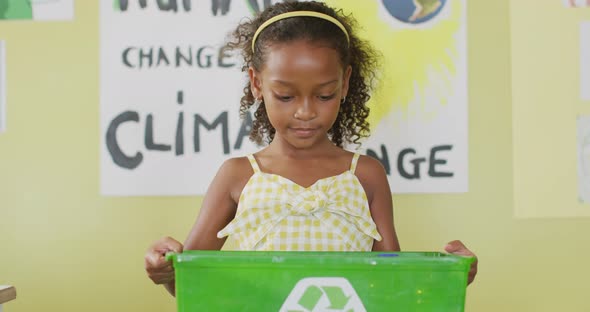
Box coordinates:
[582,21,590,101]
[511,0,590,217]
[577,116,590,203]
[346,0,468,193]
[100,0,468,196]
[0,0,74,21]
[563,0,590,7]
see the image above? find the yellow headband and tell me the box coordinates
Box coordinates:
[251,11,350,52]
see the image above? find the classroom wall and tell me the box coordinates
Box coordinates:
[1,1,589,311]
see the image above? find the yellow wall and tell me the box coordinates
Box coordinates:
[0,1,589,311]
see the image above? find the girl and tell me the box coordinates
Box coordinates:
[145,1,477,296]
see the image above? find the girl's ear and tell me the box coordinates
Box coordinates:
[248,67,263,99]
[342,65,352,99]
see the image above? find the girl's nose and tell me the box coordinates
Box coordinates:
[293,98,317,121]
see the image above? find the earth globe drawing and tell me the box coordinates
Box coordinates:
[381,0,447,24]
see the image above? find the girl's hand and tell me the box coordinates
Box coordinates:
[444,240,478,285]
[145,236,183,285]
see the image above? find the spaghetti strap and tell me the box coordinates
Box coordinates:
[247,154,261,173]
[349,153,361,173]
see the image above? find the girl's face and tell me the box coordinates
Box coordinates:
[249,40,352,150]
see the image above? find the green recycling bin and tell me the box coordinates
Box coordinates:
[167,251,474,312]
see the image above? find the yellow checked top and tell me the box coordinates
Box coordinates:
[217,153,382,251]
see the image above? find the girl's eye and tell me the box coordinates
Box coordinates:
[318,94,336,101]
[275,95,293,102]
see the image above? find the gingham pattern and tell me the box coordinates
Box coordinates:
[217,153,382,251]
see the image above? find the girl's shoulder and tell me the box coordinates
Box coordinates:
[218,155,256,178]
[355,153,387,176]
[216,155,257,202]
[354,153,389,201]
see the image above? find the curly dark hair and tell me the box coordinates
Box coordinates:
[225,1,380,147]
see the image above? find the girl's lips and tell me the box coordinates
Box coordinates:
[290,127,317,138]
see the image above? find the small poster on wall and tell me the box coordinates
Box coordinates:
[0,0,74,21]
[563,0,590,7]
[578,116,590,202]
[512,1,590,217]
[582,21,590,101]
[0,40,5,134]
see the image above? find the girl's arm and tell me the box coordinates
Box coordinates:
[145,157,250,296]
[356,156,478,284]
[184,157,249,250]
[356,155,401,252]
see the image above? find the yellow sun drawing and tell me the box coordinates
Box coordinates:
[326,0,462,129]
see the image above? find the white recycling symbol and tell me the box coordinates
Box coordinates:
[279,277,367,312]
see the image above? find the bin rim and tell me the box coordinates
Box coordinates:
[166,250,475,268]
